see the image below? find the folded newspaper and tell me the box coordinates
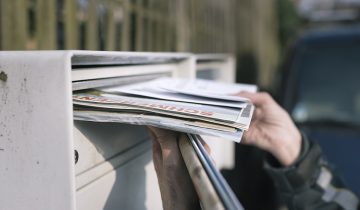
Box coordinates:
[73,77,257,142]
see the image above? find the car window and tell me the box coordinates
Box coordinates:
[291,44,360,126]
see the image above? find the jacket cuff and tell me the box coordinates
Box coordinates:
[264,134,323,193]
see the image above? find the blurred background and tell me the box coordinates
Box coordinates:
[2,0,360,88]
[1,0,360,209]
[0,0,281,90]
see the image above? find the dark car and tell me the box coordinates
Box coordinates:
[278,25,360,195]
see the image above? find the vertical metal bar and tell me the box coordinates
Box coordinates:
[175,0,189,52]
[145,0,153,51]
[0,0,27,50]
[85,0,98,50]
[226,0,236,53]
[152,19,158,51]
[105,1,116,51]
[206,1,210,52]
[141,1,147,51]
[36,0,56,49]
[189,0,197,52]
[161,0,168,51]
[121,0,130,51]
[156,0,164,51]
[151,0,158,51]
[163,1,172,51]
[135,0,144,51]
[64,0,78,49]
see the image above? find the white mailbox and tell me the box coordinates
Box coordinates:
[0,51,236,210]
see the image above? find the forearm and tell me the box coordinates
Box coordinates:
[265,136,359,210]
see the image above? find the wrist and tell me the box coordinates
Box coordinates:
[270,129,302,167]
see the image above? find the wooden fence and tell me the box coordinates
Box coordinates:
[0,0,281,88]
[0,0,237,53]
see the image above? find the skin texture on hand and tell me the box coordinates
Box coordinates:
[148,127,200,210]
[238,92,302,166]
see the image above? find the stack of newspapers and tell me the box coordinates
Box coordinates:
[73,77,256,142]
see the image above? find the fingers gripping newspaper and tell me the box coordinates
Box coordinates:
[73,77,257,142]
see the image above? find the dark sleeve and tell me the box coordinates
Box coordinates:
[264,135,359,210]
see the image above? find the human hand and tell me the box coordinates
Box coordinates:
[238,92,302,166]
[148,127,200,210]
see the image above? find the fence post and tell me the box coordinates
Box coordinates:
[175,0,190,52]
[105,0,116,51]
[85,0,99,50]
[121,0,130,51]
[64,0,78,49]
[36,0,56,49]
[0,0,27,50]
[134,0,144,51]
